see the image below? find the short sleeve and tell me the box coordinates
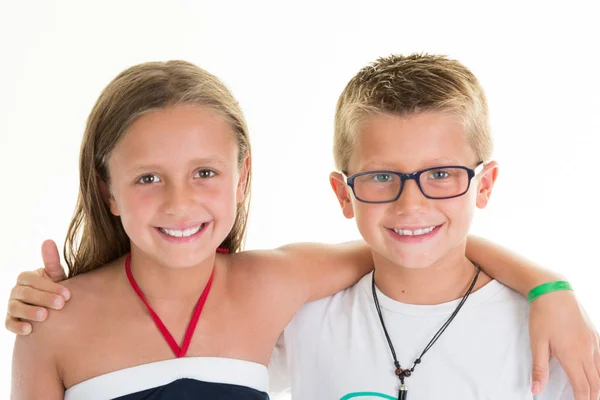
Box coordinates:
[268,329,292,398]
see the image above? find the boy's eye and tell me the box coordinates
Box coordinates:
[371,173,394,183]
[138,174,160,184]
[428,170,450,180]
[194,169,216,179]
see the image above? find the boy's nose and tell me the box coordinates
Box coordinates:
[392,179,427,212]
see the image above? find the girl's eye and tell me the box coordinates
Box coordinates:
[138,174,160,184]
[194,169,216,179]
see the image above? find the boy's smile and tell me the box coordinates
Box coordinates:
[387,223,443,243]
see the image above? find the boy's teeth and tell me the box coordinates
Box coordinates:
[394,226,436,236]
[159,224,203,238]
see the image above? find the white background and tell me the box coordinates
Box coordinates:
[0,0,598,397]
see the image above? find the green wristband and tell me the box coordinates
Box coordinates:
[528,281,573,303]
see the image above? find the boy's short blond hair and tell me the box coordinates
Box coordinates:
[334,53,492,172]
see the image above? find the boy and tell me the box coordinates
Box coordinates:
[270,54,574,399]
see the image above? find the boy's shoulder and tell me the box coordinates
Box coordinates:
[289,277,528,333]
[290,271,368,323]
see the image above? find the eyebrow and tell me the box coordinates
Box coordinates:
[360,157,462,170]
[126,157,230,174]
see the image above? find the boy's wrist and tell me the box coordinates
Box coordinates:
[522,268,565,297]
[528,281,573,303]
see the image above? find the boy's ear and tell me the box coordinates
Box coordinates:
[476,161,499,209]
[236,154,251,204]
[329,172,355,219]
[98,175,120,216]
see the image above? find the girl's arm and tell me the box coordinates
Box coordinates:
[254,234,568,303]
[5,235,581,308]
[12,327,64,399]
[466,235,600,398]
[268,240,373,302]
[466,235,562,296]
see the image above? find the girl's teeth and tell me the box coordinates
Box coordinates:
[159,224,203,238]
[394,226,436,236]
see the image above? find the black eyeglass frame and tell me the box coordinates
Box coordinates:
[344,164,485,204]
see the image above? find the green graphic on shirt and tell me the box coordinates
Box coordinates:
[340,392,395,400]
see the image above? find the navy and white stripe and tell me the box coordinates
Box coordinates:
[64,357,269,400]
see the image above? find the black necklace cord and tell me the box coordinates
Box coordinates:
[371,264,481,382]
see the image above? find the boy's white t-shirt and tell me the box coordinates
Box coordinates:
[269,272,573,400]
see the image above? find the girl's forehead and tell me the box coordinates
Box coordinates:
[110,105,238,164]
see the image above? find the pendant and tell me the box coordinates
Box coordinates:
[398,383,407,400]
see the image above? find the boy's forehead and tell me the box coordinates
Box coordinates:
[348,112,477,172]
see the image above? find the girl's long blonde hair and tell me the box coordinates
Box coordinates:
[65,61,252,277]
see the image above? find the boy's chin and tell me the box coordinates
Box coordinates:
[378,250,439,270]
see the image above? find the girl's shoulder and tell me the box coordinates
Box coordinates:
[224,248,301,287]
[62,257,124,294]
[223,241,372,304]
[13,259,127,378]
[36,258,126,339]
[221,248,310,313]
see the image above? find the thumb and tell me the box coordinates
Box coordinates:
[41,240,67,282]
[531,342,550,394]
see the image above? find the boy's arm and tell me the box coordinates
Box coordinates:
[466,235,600,399]
[12,329,64,399]
[6,240,70,335]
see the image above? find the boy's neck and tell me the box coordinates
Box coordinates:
[372,248,491,305]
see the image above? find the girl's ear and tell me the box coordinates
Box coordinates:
[98,174,120,216]
[236,155,251,204]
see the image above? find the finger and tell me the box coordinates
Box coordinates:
[565,362,591,400]
[5,314,32,336]
[16,271,70,300]
[41,240,67,282]
[10,285,65,310]
[7,299,48,322]
[587,355,600,400]
[531,342,550,394]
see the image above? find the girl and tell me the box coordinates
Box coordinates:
[10,61,599,399]
[10,60,374,399]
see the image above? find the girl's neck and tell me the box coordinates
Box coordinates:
[127,246,219,302]
[372,245,491,305]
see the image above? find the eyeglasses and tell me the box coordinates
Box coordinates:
[345,164,484,204]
